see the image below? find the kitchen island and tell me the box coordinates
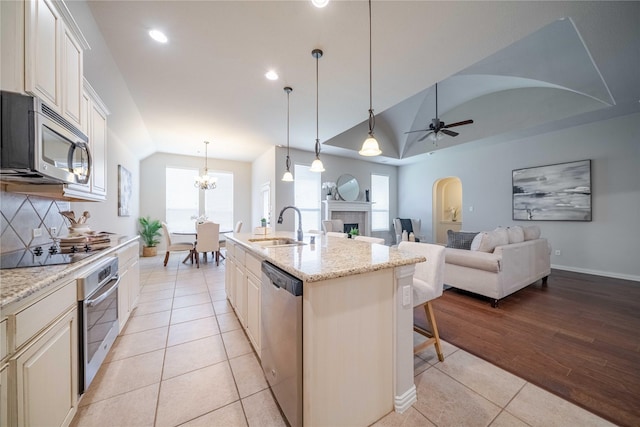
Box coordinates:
[226,231,425,427]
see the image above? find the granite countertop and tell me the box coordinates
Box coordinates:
[0,235,139,308]
[227,231,425,283]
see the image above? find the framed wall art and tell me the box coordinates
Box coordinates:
[118,164,132,217]
[512,159,591,221]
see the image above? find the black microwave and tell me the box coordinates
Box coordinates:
[0,90,91,185]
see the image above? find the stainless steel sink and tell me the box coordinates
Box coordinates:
[249,238,306,248]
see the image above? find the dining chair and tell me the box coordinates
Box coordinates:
[326,231,348,238]
[161,222,195,266]
[398,241,446,362]
[194,221,221,267]
[234,221,243,233]
[354,235,385,244]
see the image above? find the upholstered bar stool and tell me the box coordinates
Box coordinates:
[354,235,385,244]
[398,241,446,362]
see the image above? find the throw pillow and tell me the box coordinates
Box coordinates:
[523,225,541,240]
[493,227,509,247]
[446,230,479,250]
[471,231,499,252]
[507,226,524,244]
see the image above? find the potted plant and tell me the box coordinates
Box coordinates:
[261,218,267,227]
[348,227,359,239]
[138,216,162,257]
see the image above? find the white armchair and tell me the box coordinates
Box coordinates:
[394,218,423,244]
[322,219,344,234]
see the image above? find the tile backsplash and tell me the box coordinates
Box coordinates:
[0,190,70,254]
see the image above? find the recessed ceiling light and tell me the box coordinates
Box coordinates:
[312,0,329,8]
[265,70,279,81]
[149,29,168,44]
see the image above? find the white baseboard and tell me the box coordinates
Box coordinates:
[551,264,640,282]
[395,385,417,413]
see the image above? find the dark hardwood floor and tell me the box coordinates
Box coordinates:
[415,269,640,427]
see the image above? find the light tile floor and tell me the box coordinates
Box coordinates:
[71,254,614,427]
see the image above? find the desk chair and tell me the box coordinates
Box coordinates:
[161,222,195,266]
[354,235,385,244]
[398,241,446,362]
[194,221,221,267]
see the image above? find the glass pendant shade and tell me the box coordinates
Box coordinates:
[194,141,217,190]
[359,134,381,156]
[429,132,444,142]
[282,87,294,182]
[310,157,325,172]
[359,0,381,157]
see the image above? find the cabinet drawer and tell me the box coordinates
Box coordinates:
[226,240,235,258]
[14,281,76,349]
[235,245,246,265]
[0,320,6,360]
[246,253,261,279]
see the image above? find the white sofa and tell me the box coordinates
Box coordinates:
[444,227,551,307]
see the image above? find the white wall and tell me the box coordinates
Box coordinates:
[274,147,399,242]
[252,147,276,230]
[71,131,140,237]
[399,112,640,281]
[139,152,251,250]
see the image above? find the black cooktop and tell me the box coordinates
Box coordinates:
[0,244,101,269]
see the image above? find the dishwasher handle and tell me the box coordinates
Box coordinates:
[262,261,303,297]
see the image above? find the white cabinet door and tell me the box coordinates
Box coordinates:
[61,25,83,128]
[25,0,61,109]
[12,307,78,427]
[226,256,236,307]
[117,267,131,332]
[246,271,261,355]
[90,101,108,196]
[0,363,8,427]
[128,259,140,312]
[234,262,246,326]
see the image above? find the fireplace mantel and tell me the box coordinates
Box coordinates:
[322,200,373,236]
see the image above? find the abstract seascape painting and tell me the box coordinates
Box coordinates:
[512,159,591,221]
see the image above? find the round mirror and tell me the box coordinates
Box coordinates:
[336,174,360,201]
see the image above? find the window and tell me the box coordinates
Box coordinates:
[204,171,234,231]
[371,174,389,231]
[166,167,199,230]
[294,164,321,231]
[165,167,234,231]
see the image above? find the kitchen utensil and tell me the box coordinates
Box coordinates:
[60,211,77,225]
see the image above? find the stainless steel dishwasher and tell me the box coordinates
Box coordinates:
[261,261,303,427]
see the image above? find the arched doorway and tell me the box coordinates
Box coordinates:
[432,177,463,244]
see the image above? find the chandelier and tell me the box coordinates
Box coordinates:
[194,141,217,190]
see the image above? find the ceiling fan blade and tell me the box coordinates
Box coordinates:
[443,119,474,128]
[418,132,433,142]
[404,128,430,134]
[441,129,459,137]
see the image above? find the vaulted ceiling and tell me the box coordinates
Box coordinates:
[69,1,640,165]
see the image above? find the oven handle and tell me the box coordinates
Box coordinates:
[86,275,120,307]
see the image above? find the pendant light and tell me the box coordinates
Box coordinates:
[358,0,382,157]
[194,141,217,190]
[282,86,294,182]
[310,48,325,172]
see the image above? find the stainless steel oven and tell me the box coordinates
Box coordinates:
[77,257,119,394]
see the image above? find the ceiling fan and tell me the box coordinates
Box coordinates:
[405,82,474,142]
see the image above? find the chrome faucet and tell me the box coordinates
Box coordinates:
[277,206,304,242]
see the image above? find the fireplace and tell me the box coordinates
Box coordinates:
[322,200,372,236]
[343,223,359,234]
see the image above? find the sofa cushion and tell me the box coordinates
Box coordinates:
[507,226,525,244]
[493,227,510,246]
[446,230,479,250]
[470,231,498,253]
[445,248,501,273]
[523,225,541,241]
